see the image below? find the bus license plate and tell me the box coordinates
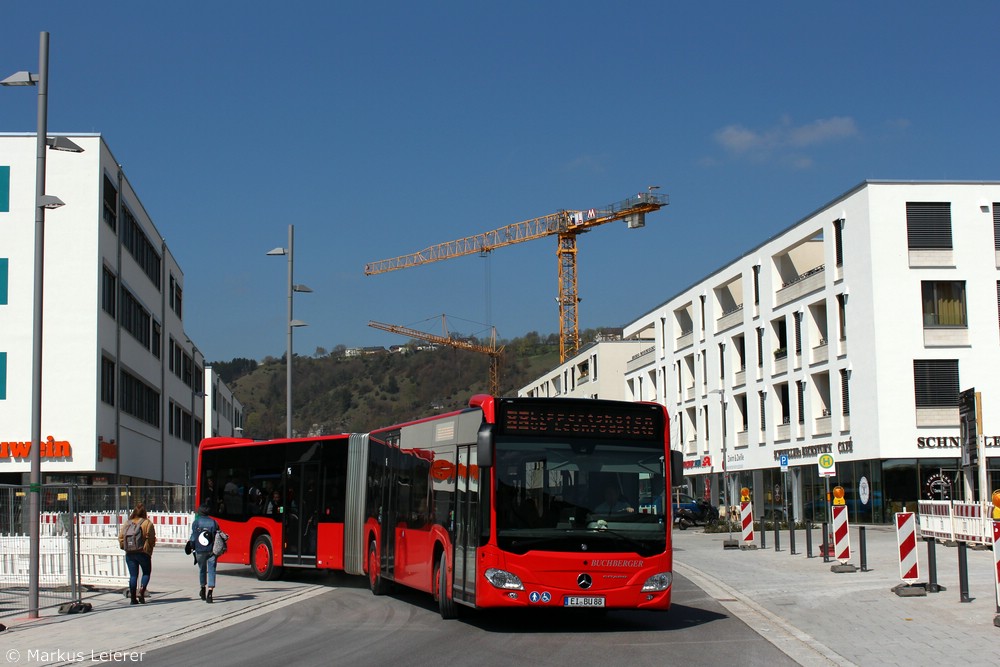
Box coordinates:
[564,596,605,608]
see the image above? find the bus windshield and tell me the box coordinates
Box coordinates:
[494,436,666,557]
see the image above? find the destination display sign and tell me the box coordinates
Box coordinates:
[497,399,663,440]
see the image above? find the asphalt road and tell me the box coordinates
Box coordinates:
[148,570,797,667]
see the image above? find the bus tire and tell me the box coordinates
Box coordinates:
[436,552,457,620]
[252,534,282,581]
[368,539,388,596]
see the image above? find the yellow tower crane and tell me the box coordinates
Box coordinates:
[364,190,668,362]
[368,316,504,396]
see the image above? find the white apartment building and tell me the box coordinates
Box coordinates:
[622,181,1000,524]
[0,133,242,486]
[518,339,648,400]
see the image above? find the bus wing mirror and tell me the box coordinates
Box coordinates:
[670,450,684,487]
[477,424,494,468]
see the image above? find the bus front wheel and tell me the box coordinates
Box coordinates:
[436,552,458,619]
[252,534,283,581]
[368,539,388,595]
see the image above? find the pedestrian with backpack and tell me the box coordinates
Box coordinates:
[189,501,221,603]
[118,502,156,605]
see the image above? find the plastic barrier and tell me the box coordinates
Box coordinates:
[740,501,754,543]
[832,505,851,563]
[896,512,919,583]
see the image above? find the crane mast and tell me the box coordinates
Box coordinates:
[365,191,668,361]
[368,317,504,396]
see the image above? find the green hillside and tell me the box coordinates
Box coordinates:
[219,330,581,439]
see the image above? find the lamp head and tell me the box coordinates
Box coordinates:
[1,71,38,86]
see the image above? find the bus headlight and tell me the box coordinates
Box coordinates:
[484,568,524,590]
[641,572,672,592]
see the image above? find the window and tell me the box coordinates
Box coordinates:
[840,368,851,416]
[834,218,845,267]
[100,357,115,405]
[837,293,847,340]
[120,207,162,289]
[101,266,116,317]
[913,359,959,408]
[169,275,183,318]
[0,166,10,212]
[752,265,761,305]
[993,204,1000,251]
[906,202,952,250]
[756,327,764,368]
[794,311,802,355]
[119,286,151,350]
[0,257,8,305]
[796,380,805,424]
[921,281,966,327]
[758,391,766,430]
[120,369,160,426]
[152,322,162,359]
[103,175,117,230]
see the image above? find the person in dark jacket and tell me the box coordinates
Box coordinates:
[189,501,221,603]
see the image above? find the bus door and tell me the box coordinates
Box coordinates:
[452,444,479,605]
[283,462,320,565]
[380,434,401,580]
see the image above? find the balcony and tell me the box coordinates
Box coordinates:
[814,414,832,435]
[811,339,829,364]
[776,265,825,308]
[626,346,655,372]
[716,304,744,333]
[676,330,693,351]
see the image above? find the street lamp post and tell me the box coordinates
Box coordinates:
[267,225,311,439]
[711,388,738,549]
[3,31,83,618]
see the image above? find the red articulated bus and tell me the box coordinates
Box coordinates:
[197,395,682,618]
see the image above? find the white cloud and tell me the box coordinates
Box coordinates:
[711,115,859,167]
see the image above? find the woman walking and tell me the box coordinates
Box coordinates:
[189,501,221,603]
[119,502,156,604]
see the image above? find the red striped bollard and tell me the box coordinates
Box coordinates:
[740,501,755,547]
[830,504,857,573]
[892,511,926,596]
[992,521,1000,624]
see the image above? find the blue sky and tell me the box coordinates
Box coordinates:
[3,2,998,363]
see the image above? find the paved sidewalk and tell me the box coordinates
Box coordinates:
[0,548,330,666]
[673,524,999,667]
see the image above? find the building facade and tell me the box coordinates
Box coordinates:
[620,181,1000,524]
[518,339,648,400]
[0,133,242,486]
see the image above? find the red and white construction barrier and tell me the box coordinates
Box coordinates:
[896,511,919,583]
[740,501,754,543]
[832,505,851,563]
[992,521,1000,609]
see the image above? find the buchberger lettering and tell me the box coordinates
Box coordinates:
[588,559,643,567]
[0,436,73,459]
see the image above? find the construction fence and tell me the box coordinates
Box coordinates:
[0,484,195,619]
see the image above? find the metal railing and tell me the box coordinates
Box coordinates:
[0,484,194,618]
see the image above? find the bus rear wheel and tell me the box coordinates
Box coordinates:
[368,539,388,595]
[252,534,282,581]
[436,552,457,619]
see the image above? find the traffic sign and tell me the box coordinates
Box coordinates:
[818,452,836,477]
[780,454,789,472]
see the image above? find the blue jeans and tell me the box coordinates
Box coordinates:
[195,551,217,588]
[125,552,151,591]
